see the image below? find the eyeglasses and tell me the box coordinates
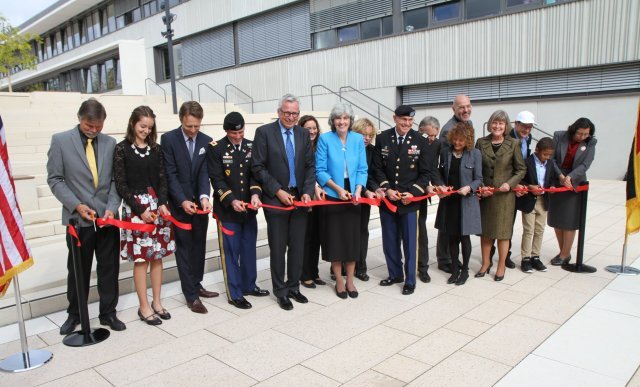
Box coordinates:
[280,111,300,118]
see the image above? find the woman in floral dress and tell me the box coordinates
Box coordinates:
[114,105,175,326]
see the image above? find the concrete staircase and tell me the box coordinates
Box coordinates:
[0,91,332,326]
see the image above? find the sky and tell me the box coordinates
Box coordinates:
[0,0,59,26]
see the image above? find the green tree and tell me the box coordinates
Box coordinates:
[0,15,41,92]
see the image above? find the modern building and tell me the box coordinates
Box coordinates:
[2,0,639,177]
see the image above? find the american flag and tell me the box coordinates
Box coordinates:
[0,115,33,296]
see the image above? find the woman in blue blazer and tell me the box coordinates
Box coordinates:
[316,102,368,299]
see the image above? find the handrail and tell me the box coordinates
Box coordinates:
[144,78,166,103]
[339,85,419,130]
[197,83,227,114]
[225,84,254,113]
[311,84,393,130]
[175,80,193,101]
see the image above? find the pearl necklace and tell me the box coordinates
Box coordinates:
[131,143,150,158]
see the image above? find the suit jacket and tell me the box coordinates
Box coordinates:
[475,135,526,189]
[372,128,438,214]
[315,131,368,198]
[510,129,532,158]
[516,154,560,213]
[433,145,483,235]
[47,126,121,227]
[207,137,262,223]
[365,143,379,192]
[161,127,212,219]
[251,120,316,205]
[553,130,597,186]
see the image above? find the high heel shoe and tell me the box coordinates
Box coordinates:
[456,270,469,286]
[494,270,505,282]
[138,309,162,326]
[475,261,493,278]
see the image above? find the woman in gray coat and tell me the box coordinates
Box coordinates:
[548,118,597,266]
[476,110,526,281]
[434,122,483,285]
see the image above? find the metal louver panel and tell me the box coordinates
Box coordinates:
[402,62,640,105]
[182,25,235,77]
[310,0,392,32]
[237,2,311,65]
[401,0,452,11]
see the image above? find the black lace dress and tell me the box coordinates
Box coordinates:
[113,140,175,262]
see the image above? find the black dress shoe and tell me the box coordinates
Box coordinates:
[59,316,79,335]
[355,272,370,281]
[447,271,460,284]
[99,315,126,331]
[550,254,571,266]
[335,285,347,299]
[402,284,415,295]
[379,277,403,286]
[301,281,316,289]
[228,297,252,309]
[347,289,359,298]
[152,306,172,320]
[438,263,452,274]
[287,290,308,303]
[313,278,327,285]
[456,270,469,286]
[138,309,162,326]
[277,296,293,311]
[244,287,270,297]
[419,271,431,283]
[494,273,505,282]
[199,288,220,298]
[505,252,516,269]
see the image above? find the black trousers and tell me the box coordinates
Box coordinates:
[356,204,371,274]
[301,207,321,281]
[265,206,307,297]
[173,212,209,302]
[66,225,120,319]
[449,234,472,273]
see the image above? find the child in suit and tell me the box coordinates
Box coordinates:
[516,137,559,273]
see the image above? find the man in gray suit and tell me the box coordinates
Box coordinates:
[251,94,316,311]
[47,98,125,335]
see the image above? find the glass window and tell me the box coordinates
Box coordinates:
[54,31,62,55]
[116,15,125,29]
[466,0,501,19]
[382,16,393,36]
[105,59,116,89]
[361,19,381,40]
[107,4,116,32]
[507,0,540,6]
[433,1,461,23]
[85,15,94,41]
[132,8,142,23]
[314,30,337,50]
[115,58,122,87]
[90,64,99,93]
[338,25,358,44]
[37,42,43,62]
[45,36,52,59]
[99,62,107,91]
[93,11,101,39]
[174,43,182,77]
[73,21,81,46]
[101,9,109,35]
[65,25,74,50]
[403,7,428,32]
[61,28,68,51]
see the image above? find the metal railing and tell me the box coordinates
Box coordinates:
[339,85,420,130]
[311,84,393,130]
[175,80,193,101]
[225,84,254,113]
[197,83,227,114]
[144,78,166,103]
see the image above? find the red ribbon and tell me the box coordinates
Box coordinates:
[96,218,156,233]
[67,225,81,246]
[195,208,235,236]
[163,214,192,230]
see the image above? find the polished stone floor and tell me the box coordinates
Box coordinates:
[1,179,639,386]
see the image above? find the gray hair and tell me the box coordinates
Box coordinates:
[418,116,440,129]
[328,102,355,131]
[487,109,513,134]
[278,93,300,110]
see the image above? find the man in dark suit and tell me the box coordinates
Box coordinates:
[372,105,437,295]
[161,101,218,314]
[251,94,316,311]
[207,112,269,310]
[47,98,125,334]
[416,116,442,283]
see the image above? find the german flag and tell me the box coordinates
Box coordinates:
[627,100,640,235]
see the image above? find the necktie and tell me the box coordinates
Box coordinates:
[398,136,404,146]
[285,130,296,187]
[188,137,194,160]
[86,138,98,189]
[235,144,241,152]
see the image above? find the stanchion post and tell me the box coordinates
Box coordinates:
[606,229,640,275]
[62,218,110,347]
[0,276,53,372]
[563,182,597,273]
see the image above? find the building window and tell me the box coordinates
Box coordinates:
[433,1,461,23]
[85,15,94,41]
[92,11,102,39]
[143,1,159,17]
[466,0,501,19]
[44,36,52,59]
[54,31,62,56]
[65,25,74,51]
[107,4,116,32]
[338,25,358,44]
[361,19,381,40]
[404,7,428,32]
[160,43,183,80]
[314,30,337,49]
[508,0,541,6]
[382,16,393,36]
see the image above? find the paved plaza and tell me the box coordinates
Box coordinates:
[1,179,639,386]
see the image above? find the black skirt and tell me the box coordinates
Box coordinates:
[320,179,361,262]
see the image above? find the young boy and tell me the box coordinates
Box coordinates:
[516,137,559,273]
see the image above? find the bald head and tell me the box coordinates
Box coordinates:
[452,94,472,122]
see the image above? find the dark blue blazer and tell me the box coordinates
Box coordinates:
[516,154,559,213]
[161,127,212,218]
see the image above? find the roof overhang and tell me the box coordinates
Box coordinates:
[19,0,104,36]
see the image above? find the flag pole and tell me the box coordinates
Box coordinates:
[605,231,640,275]
[0,276,53,373]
